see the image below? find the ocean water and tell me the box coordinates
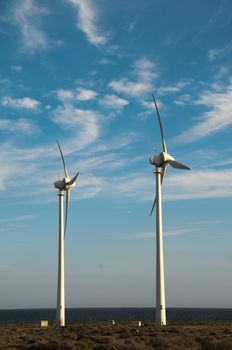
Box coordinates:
[0,308,231,325]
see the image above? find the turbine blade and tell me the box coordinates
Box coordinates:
[64,189,70,239]
[150,197,156,216]
[169,160,190,170]
[68,172,79,186]
[152,95,167,153]
[56,140,69,178]
[150,165,167,216]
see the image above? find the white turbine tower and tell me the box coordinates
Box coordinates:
[149,96,190,326]
[54,141,79,327]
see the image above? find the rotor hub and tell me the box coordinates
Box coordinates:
[161,152,174,162]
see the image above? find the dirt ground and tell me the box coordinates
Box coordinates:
[0,321,232,350]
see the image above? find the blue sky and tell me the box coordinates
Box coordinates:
[0,0,232,309]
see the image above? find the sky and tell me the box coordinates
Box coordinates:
[0,0,232,310]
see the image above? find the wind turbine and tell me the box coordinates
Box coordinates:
[149,96,190,326]
[54,141,79,327]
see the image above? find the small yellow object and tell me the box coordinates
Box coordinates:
[40,320,48,327]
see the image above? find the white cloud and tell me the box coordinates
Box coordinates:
[57,88,97,103]
[52,105,100,149]
[134,58,157,82]
[54,88,101,150]
[1,96,40,110]
[109,79,150,98]
[66,0,108,46]
[57,89,74,104]
[12,0,49,53]
[76,88,97,101]
[176,85,232,143]
[108,58,157,98]
[0,119,39,135]
[98,94,129,111]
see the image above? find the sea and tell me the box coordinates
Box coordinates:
[0,308,231,325]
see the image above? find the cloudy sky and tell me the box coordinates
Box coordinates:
[0,0,231,310]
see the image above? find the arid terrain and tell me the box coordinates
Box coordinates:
[0,321,232,350]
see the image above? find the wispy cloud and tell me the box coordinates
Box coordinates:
[52,105,100,149]
[0,145,40,192]
[190,4,226,47]
[214,66,231,82]
[174,94,192,106]
[11,65,23,72]
[108,58,157,98]
[1,96,40,110]
[0,214,36,234]
[98,94,129,111]
[121,220,220,240]
[0,134,139,203]
[106,173,153,202]
[176,84,232,143]
[128,18,137,32]
[208,42,232,60]
[96,58,114,65]
[66,0,108,46]
[163,169,232,201]
[0,137,231,205]
[0,118,39,135]
[12,0,49,53]
[0,87,137,202]
[123,228,197,239]
[100,167,232,203]
[157,80,191,96]
[54,87,101,151]
[0,214,35,223]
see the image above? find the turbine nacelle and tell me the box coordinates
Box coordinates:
[54,177,77,191]
[54,179,66,191]
[149,152,174,167]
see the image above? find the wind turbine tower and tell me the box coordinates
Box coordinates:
[149,96,190,325]
[54,141,79,326]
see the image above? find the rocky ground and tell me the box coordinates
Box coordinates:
[0,321,232,350]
